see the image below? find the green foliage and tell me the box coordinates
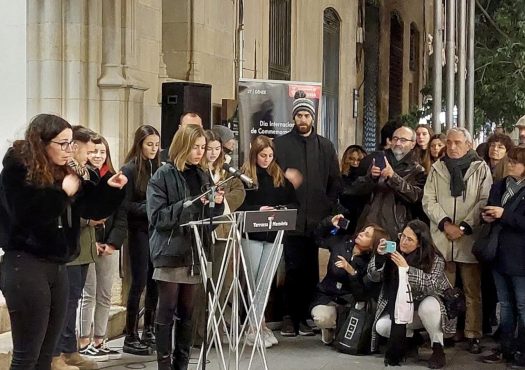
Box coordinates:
[475,0,525,131]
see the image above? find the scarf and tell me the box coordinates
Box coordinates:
[502,176,525,206]
[68,159,90,180]
[441,150,479,197]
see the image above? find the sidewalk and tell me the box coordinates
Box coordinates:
[101,333,506,370]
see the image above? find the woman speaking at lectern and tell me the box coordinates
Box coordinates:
[146,124,224,370]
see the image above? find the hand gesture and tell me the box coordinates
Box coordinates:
[444,222,463,240]
[214,189,225,204]
[381,156,394,179]
[62,174,81,197]
[107,171,128,189]
[331,214,344,228]
[390,251,409,268]
[483,206,504,219]
[370,159,381,178]
[260,206,275,211]
[284,168,303,189]
[88,218,106,227]
[335,255,355,275]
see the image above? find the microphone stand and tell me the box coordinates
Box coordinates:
[184,175,237,370]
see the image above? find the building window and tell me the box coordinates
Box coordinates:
[269,0,291,80]
[322,7,340,148]
[410,23,419,72]
[388,12,404,119]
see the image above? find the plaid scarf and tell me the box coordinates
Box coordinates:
[68,159,90,180]
[502,176,525,206]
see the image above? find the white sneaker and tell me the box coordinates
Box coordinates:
[78,343,109,362]
[263,328,278,345]
[95,340,122,360]
[321,328,335,345]
[246,330,272,348]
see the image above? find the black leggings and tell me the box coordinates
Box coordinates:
[126,229,158,327]
[156,281,197,325]
[0,251,68,370]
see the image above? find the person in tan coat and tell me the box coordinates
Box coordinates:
[422,127,492,354]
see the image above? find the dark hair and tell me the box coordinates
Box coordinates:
[507,147,525,176]
[403,219,442,273]
[72,125,100,144]
[380,118,402,148]
[487,133,514,153]
[90,135,115,174]
[341,145,367,176]
[12,114,72,186]
[204,130,226,179]
[415,124,435,147]
[124,125,160,194]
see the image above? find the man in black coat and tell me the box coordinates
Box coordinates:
[274,90,342,336]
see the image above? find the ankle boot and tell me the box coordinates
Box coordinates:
[155,322,173,370]
[123,313,152,356]
[428,343,446,369]
[173,319,193,370]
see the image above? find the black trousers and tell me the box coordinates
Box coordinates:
[126,229,158,331]
[55,264,89,355]
[283,235,319,324]
[0,251,68,370]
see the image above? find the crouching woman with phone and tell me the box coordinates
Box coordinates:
[368,220,454,369]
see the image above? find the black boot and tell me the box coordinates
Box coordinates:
[142,310,156,348]
[173,319,193,370]
[428,343,446,369]
[156,322,173,370]
[123,313,153,356]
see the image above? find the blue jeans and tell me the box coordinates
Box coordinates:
[492,270,525,354]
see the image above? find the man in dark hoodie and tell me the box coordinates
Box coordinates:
[273,90,342,337]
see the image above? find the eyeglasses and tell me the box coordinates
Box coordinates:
[398,232,416,243]
[392,136,414,144]
[49,140,78,151]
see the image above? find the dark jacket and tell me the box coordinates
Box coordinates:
[0,148,125,263]
[146,162,224,269]
[340,166,369,234]
[311,217,373,308]
[238,165,298,242]
[273,126,342,236]
[121,159,158,232]
[487,178,525,276]
[353,149,426,239]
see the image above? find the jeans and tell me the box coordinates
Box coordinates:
[79,252,119,339]
[56,264,89,355]
[0,251,68,370]
[492,270,525,354]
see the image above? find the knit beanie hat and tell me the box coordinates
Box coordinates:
[292,90,316,119]
[212,125,235,143]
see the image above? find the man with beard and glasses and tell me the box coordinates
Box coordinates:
[423,127,492,355]
[352,126,427,240]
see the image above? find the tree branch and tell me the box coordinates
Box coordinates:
[475,0,512,40]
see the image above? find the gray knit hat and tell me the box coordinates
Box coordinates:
[212,124,235,143]
[292,90,316,119]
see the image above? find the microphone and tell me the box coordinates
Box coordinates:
[222,163,255,187]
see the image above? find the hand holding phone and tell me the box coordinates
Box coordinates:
[337,217,350,230]
[384,240,397,254]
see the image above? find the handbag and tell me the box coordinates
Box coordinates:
[394,267,414,324]
[472,187,525,263]
[442,286,466,320]
[335,299,375,355]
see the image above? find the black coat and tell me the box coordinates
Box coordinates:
[146,163,224,269]
[121,159,158,232]
[273,126,342,236]
[1,148,125,263]
[238,166,298,242]
[311,217,374,308]
[353,149,426,239]
[487,178,525,276]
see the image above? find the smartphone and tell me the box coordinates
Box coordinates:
[337,217,350,230]
[384,240,397,253]
[372,151,386,170]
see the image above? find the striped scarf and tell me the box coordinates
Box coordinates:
[502,176,525,206]
[68,159,90,180]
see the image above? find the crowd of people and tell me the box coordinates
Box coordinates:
[1,92,525,370]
